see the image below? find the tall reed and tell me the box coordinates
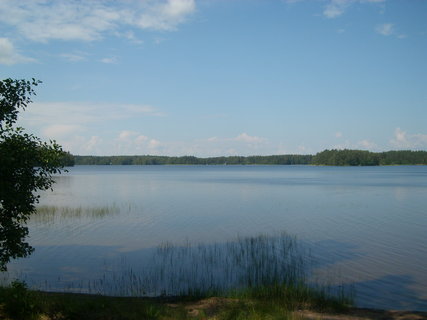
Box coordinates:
[88,232,352,309]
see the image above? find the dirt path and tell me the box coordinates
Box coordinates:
[178,298,427,319]
[291,308,426,320]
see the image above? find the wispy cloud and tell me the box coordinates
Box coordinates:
[0,37,35,65]
[332,138,378,151]
[197,133,269,156]
[0,0,196,43]
[375,23,406,38]
[29,125,321,156]
[100,56,118,64]
[234,133,265,144]
[114,130,162,155]
[390,128,427,149]
[42,124,84,139]
[19,101,166,144]
[323,0,349,19]
[60,52,88,62]
[122,104,166,117]
[21,101,165,126]
[357,139,377,150]
[63,135,104,155]
[80,132,272,156]
[114,30,144,44]
[375,23,394,36]
[322,0,386,19]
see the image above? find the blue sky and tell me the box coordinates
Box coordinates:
[1,0,426,156]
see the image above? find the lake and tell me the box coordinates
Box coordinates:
[4,165,427,310]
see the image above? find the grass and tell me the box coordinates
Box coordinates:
[0,282,174,320]
[32,205,118,223]
[0,233,354,319]
[84,233,352,306]
[0,281,348,320]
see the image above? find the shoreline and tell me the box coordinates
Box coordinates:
[12,291,427,319]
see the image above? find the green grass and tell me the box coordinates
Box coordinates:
[84,233,353,305]
[0,233,353,319]
[0,281,349,320]
[0,281,176,320]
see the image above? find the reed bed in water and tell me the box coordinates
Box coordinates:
[88,233,352,309]
[2,232,352,313]
[33,205,119,222]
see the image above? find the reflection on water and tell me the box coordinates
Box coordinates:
[33,205,119,224]
[4,165,427,310]
[5,233,352,305]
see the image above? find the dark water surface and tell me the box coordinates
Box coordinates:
[5,165,427,310]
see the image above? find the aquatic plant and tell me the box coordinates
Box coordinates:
[3,232,352,311]
[32,205,119,223]
[87,232,352,309]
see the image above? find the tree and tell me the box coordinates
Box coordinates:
[0,78,65,271]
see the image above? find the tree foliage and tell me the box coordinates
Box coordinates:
[312,149,427,166]
[73,150,427,166]
[73,154,313,165]
[0,78,65,271]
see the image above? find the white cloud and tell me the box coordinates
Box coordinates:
[136,135,149,144]
[375,23,394,36]
[0,37,35,65]
[58,135,104,155]
[115,30,143,44]
[375,23,407,38]
[357,139,377,150]
[114,131,163,155]
[390,128,427,149]
[30,125,318,156]
[297,145,307,153]
[101,132,272,157]
[324,0,348,19]
[100,56,118,64]
[122,104,166,116]
[118,130,138,140]
[0,0,196,43]
[332,140,352,150]
[18,101,166,154]
[332,138,378,151]
[134,0,195,31]
[108,132,270,156]
[20,101,165,128]
[60,52,88,62]
[322,0,386,19]
[197,133,269,156]
[234,133,265,144]
[42,124,83,139]
[86,136,103,152]
[149,139,161,149]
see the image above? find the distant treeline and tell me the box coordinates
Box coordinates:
[69,150,427,166]
[312,149,427,166]
[61,151,76,167]
[73,154,313,166]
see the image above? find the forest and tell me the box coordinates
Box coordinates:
[311,149,427,166]
[73,154,313,166]
[70,150,427,166]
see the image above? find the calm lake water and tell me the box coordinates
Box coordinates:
[4,165,427,310]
